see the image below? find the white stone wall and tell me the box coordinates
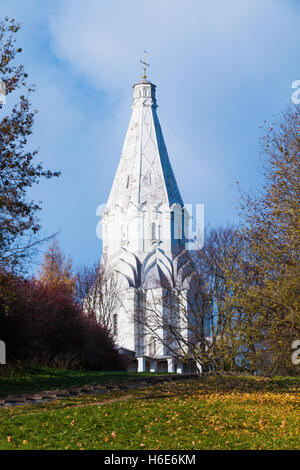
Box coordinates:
[114,287,136,352]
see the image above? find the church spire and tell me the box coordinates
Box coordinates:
[107,77,183,209]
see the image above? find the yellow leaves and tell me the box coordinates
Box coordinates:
[258,418,264,429]
[1,376,298,451]
[37,239,76,294]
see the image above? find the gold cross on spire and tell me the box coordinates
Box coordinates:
[140,51,150,80]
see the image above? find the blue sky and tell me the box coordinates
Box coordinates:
[1,0,299,273]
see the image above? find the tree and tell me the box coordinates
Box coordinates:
[232,108,300,375]
[193,226,244,371]
[37,239,76,297]
[132,226,243,371]
[0,17,60,271]
[76,263,123,334]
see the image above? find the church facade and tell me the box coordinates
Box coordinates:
[99,75,204,373]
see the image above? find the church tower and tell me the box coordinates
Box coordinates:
[100,72,197,373]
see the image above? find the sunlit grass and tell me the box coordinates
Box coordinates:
[0,366,160,397]
[0,375,299,450]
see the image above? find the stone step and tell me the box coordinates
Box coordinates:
[0,374,199,407]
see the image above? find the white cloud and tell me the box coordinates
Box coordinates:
[49,0,263,91]
[47,0,299,221]
[2,0,299,269]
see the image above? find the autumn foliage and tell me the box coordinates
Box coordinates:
[0,272,124,370]
[0,18,59,272]
[37,239,76,296]
[230,108,300,375]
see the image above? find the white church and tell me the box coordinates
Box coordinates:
[99,68,208,373]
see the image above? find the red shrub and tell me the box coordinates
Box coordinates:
[0,275,124,370]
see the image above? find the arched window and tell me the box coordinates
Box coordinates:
[121,225,127,241]
[149,336,156,356]
[113,314,118,337]
[0,340,6,365]
[152,222,156,240]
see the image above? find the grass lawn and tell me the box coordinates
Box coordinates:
[0,366,159,397]
[0,375,299,450]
